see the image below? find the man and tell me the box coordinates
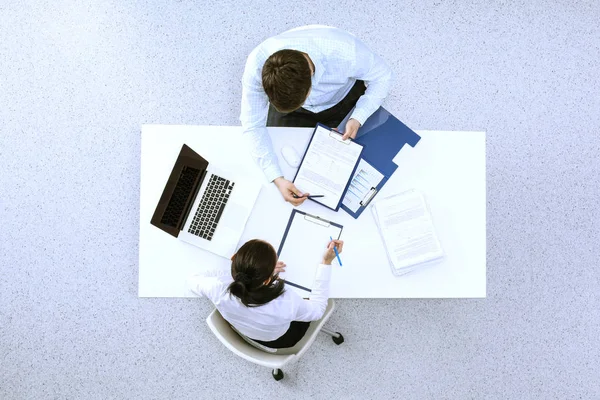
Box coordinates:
[240,25,393,206]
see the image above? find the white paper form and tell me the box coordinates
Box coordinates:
[294,125,363,209]
[372,190,444,273]
[277,211,343,296]
[342,159,385,213]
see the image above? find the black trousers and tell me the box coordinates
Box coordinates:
[252,321,311,348]
[266,80,367,128]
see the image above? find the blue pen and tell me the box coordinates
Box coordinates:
[329,236,342,266]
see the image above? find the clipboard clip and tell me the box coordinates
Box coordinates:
[328,131,351,145]
[360,187,378,207]
[304,213,331,227]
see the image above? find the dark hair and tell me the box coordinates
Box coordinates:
[228,239,285,307]
[262,49,312,113]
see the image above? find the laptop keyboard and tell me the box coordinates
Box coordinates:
[160,166,201,227]
[188,174,235,241]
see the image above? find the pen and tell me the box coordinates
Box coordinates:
[292,193,324,199]
[329,236,342,266]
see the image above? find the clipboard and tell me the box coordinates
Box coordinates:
[276,209,343,294]
[292,123,364,211]
[337,107,421,218]
[341,156,391,218]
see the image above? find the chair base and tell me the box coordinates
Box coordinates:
[332,332,344,345]
[321,326,344,343]
[272,368,284,381]
[271,328,344,381]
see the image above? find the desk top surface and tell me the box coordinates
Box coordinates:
[139,125,486,298]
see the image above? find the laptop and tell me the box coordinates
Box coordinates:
[151,144,262,258]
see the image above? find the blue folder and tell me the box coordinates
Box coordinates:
[337,107,421,218]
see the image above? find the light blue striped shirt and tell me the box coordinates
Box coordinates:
[240,25,393,182]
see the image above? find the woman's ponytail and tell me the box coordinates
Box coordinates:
[228,280,250,304]
[227,240,285,307]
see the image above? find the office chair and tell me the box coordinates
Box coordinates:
[206,298,344,381]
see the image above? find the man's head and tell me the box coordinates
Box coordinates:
[262,49,313,113]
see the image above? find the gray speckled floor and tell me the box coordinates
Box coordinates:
[1,1,599,399]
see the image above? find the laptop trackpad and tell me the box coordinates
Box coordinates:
[220,203,247,230]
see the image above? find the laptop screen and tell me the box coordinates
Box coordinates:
[150,144,209,237]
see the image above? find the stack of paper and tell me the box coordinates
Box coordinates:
[371,190,444,276]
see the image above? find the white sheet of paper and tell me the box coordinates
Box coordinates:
[294,125,363,209]
[277,212,343,295]
[342,158,385,213]
[372,190,444,271]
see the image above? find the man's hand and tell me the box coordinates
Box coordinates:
[273,177,309,206]
[341,118,361,140]
[274,261,286,274]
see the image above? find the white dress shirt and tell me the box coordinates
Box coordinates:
[188,264,332,341]
[240,25,393,182]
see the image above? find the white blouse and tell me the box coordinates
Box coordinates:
[188,264,332,341]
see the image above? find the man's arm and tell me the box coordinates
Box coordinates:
[348,39,394,126]
[239,55,308,206]
[240,58,283,183]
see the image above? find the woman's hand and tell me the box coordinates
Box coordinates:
[274,261,286,274]
[322,239,344,265]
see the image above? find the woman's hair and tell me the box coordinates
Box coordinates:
[228,239,285,307]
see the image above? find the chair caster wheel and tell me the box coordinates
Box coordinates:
[272,369,284,381]
[332,333,344,345]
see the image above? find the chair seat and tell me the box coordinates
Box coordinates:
[206,299,336,368]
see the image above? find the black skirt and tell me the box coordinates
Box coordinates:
[251,321,311,349]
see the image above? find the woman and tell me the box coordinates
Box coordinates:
[187,238,344,348]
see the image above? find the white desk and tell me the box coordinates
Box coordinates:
[139,125,486,298]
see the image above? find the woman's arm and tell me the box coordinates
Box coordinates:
[292,238,343,321]
[186,270,230,301]
[292,264,332,322]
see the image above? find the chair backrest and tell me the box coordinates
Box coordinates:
[206,299,336,369]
